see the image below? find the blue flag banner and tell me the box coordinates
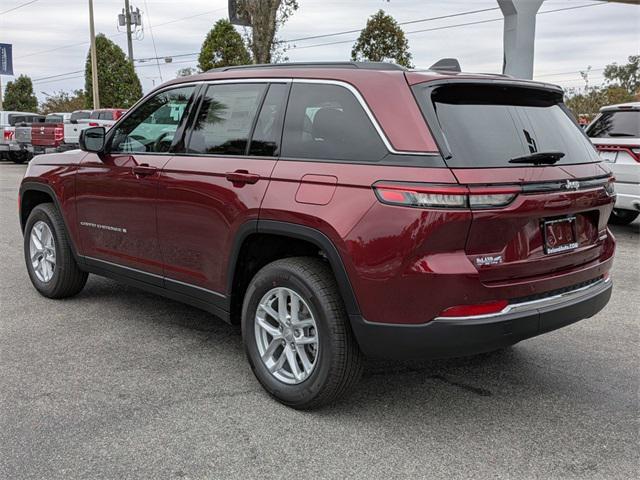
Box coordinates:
[0,44,14,76]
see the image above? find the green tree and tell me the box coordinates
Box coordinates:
[84,34,143,109]
[351,10,413,68]
[564,67,634,120]
[176,67,198,78]
[603,55,639,95]
[198,19,251,71]
[235,0,299,64]
[3,75,38,112]
[40,90,86,114]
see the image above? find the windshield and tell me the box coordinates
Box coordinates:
[586,110,640,138]
[416,84,600,168]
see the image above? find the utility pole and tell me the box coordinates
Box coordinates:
[124,0,134,64]
[89,0,100,108]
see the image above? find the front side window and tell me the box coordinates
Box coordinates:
[187,83,267,155]
[110,86,195,153]
[281,83,386,162]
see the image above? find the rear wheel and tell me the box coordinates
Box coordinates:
[609,208,639,225]
[10,152,29,164]
[24,204,88,298]
[241,257,363,409]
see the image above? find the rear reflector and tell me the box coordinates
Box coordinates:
[374,182,519,209]
[438,299,509,318]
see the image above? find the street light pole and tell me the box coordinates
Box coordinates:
[89,0,100,108]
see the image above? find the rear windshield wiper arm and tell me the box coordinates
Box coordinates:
[509,151,565,165]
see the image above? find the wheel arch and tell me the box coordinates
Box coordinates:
[227,220,360,324]
[19,182,82,263]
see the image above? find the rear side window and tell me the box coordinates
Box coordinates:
[249,83,288,157]
[587,110,640,138]
[416,84,600,168]
[188,83,267,155]
[281,83,386,163]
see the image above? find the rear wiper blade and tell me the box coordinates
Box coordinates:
[509,151,565,165]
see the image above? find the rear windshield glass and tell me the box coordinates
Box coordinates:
[418,84,600,168]
[586,110,640,138]
[70,111,90,122]
[45,115,63,123]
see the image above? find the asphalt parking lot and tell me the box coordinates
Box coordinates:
[0,161,638,479]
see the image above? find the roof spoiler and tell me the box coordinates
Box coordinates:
[429,58,461,73]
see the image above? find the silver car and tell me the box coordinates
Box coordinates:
[587,102,640,225]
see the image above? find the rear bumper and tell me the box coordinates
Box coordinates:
[351,277,612,359]
[614,182,640,212]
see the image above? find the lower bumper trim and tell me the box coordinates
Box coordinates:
[350,278,612,360]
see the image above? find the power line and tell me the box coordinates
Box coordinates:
[142,0,163,82]
[292,2,607,51]
[0,0,39,16]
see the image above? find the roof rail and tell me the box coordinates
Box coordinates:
[208,61,407,73]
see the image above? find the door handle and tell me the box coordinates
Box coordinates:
[132,164,158,177]
[225,170,260,185]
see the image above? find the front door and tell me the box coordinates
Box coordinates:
[75,85,196,277]
[157,81,289,297]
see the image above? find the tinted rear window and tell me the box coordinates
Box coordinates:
[586,110,640,138]
[417,84,600,168]
[45,115,63,123]
[71,111,90,122]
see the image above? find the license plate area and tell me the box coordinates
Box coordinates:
[543,216,579,254]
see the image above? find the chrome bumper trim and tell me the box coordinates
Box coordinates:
[434,277,611,322]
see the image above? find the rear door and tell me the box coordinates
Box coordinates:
[156,81,289,298]
[413,81,614,283]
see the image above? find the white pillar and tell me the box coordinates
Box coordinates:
[498,0,545,79]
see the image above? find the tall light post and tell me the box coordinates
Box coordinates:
[89,0,100,108]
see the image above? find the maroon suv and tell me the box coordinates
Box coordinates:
[19,62,615,408]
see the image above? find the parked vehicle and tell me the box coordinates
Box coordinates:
[586,102,640,225]
[19,62,615,408]
[30,113,71,155]
[60,110,92,151]
[79,108,127,129]
[0,110,39,163]
[14,115,45,163]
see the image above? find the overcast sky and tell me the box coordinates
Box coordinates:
[0,0,638,102]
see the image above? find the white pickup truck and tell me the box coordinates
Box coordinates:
[60,110,92,150]
[0,110,40,163]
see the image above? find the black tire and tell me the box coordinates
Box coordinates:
[23,203,88,298]
[9,152,28,164]
[609,208,639,225]
[241,257,363,410]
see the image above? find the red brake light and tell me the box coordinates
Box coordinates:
[3,129,14,140]
[88,122,98,127]
[373,183,519,209]
[438,300,509,318]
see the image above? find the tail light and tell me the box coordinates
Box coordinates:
[438,299,509,318]
[3,128,14,141]
[88,122,99,127]
[596,145,640,163]
[373,182,519,210]
[604,177,616,197]
[54,126,64,143]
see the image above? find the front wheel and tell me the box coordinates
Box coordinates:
[609,208,639,225]
[24,204,88,298]
[241,257,363,409]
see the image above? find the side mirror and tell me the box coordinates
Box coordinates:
[79,127,106,153]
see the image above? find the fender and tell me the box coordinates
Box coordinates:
[19,181,84,266]
[226,220,361,316]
